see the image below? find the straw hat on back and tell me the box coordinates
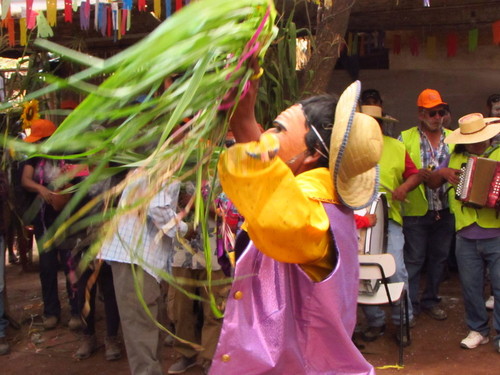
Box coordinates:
[330,81,383,209]
[445,113,500,144]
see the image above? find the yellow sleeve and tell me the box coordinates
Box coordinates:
[218,143,330,266]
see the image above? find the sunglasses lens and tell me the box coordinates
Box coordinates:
[428,109,447,117]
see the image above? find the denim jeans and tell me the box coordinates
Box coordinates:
[455,235,500,342]
[0,236,8,337]
[403,209,454,313]
[362,220,414,326]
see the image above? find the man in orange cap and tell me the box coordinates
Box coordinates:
[399,89,455,322]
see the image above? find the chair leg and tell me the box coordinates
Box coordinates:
[404,290,411,344]
[399,299,404,367]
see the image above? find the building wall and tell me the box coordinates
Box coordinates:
[331,45,500,136]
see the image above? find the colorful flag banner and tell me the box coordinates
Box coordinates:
[1,0,11,20]
[20,15,27,46]
[64,0,73,22]
[166,0,172,17]
[426,36,437,58]
[468,28,478,52]
[446,32,458,57]
[138,0,146,11]
[154,0,161,18]
[409,35,419,56]
[493,20,500,45]
[47,0,57,26]
[36,11,54,38]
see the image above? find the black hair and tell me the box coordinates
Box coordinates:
[299,94,337,168]
[486,94,500,108]
[361,89,382,105]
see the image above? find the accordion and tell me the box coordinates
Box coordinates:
[455,156,500,209]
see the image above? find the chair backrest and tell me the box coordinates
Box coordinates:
[358,253,396,280]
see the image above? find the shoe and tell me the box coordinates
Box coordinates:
[395,330,411,347]
[460,331,489,349]
[0,337,10,356]
[423,305,447,320]
[43,315,59,330]
[68,315,83,331]
[104,336,122,361]
[485,296,494,311]
[361,325,385,342]
[494,339,500,353]
[168,356,197,374]
[74,334,98,360]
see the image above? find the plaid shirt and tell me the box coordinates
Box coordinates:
[100,178,187,282]
[418,127,451,210]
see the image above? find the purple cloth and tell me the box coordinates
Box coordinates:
[210,203,374,375]
[458,223,500,240]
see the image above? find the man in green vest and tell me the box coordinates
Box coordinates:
[359,102,422,345]
[426,112,500,352]
[399,89,455,321]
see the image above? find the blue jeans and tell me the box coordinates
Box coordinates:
[362,220,414,326]
[455,235,500,342]
[403,209,454,313]
[0,236,8,337]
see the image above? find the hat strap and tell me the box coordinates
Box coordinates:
[309,124,329,158]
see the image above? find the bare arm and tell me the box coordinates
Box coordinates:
[21,164,53,204]
[392,173,422,202]
[426,168,461,189]
[228,60,262,143]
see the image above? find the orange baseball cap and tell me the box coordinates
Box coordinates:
[417,89,447,108]
[24,119,57,143]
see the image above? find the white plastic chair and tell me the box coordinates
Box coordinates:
[358,253,410,366]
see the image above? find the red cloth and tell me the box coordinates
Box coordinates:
[493,20,500,45]
[447,32,458,57]
[354,214,371,229]
[403,152,419,180]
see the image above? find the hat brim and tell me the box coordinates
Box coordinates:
[329,81,380,210]
[24,135,43,143]
[445,119,500,144]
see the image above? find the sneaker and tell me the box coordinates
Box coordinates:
[460,331,489,349]
[485,296,494,311]
[0,337,10,356]
[74,334,98,360]
[104,336,122,361]
[68,315,83,331]
[168,356,197,374]
[361,325,385,342]
[423,305,447,320]
[43,315,59,330]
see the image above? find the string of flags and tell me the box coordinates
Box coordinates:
[0,0,190,46]
[347,23,500,58]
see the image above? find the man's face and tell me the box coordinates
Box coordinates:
[490,102,500,117]
[418,105,448,132]
[265,104,309,173]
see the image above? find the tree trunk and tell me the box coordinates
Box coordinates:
[301,0,355,94]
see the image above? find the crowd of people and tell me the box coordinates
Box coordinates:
[0,72,498,375]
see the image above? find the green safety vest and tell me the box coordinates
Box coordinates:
[400,126,454,217]
[448,146,500,231]
[379,135,405,225]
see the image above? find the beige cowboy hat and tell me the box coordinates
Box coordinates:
[330,81,383,209]
[445,113,500,144]
[360,105,399,123]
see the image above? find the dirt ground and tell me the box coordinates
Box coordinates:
[1,255,499,375]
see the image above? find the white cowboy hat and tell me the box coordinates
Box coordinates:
[445,113,500,144]
[360,105,399,123]
[330,81,383,209]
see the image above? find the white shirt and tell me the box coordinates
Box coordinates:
[99,177,187,282]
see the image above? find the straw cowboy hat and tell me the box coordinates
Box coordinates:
[445,113,500,144]
[330,81,383,209]
[361,105,399,123]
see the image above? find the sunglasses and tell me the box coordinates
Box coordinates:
[427,109,447,118]
[489,95,500,104]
